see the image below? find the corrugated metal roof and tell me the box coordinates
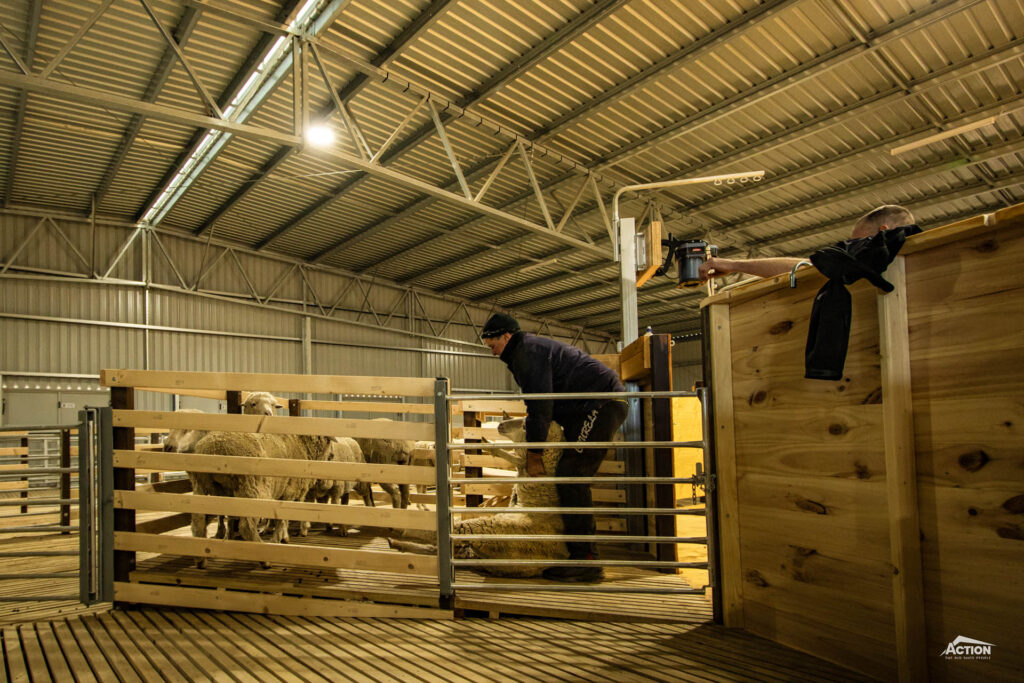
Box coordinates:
[2,0,1023,339]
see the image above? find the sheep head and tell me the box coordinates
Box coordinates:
[163,408,205,453]
[242,391,282,415]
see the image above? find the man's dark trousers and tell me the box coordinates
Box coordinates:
[555,400,629,558]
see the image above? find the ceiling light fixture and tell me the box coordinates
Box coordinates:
[890,116,999,156]
[306,124,335,147]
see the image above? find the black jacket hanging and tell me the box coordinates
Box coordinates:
[804,224,922,381]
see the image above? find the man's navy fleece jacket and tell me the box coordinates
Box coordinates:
[498,332,624,443]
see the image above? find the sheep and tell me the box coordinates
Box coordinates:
[241,391,281,416]
[354,419,416,509]
[390,418,569,578]
[190,431,332,561]
[298,436,374,537]
[163,408,232,542]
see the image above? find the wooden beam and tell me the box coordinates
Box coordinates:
[115,491,437,531]
[112,410,434,441]
[113,582,452,619]
[116,532,438,576]
[455,400,526,414]
[298,400,441,414]
[876,256,927,682]
[709,303,743,627]
[101,369,435,397]
[114,450,435,486]
[134,512,190,535]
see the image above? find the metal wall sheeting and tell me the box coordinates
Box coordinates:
[0,210,573,412]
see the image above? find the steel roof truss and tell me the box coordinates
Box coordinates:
[261,263,299,306]
[102,226,144,280]
[517,141,556,231]
[474,143,517,203]
[0,32,29,75]
[1,217,45,274]
[3,0,41,209]
[137,0,223,119]
[150,231,189,291]
[411,291,440,338]
[298,265,327,317]
[430,101,473,200]
[194,246,228,291]
[38,0,117,79]
[380,289,410,329]
[372,95,429,164]
[354,279,382,326]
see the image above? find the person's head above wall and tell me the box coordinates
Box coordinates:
[850,204,915,239]
[481,312,521,356]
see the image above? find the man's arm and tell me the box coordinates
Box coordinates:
[516,349,555,477]
[699,256,805,281]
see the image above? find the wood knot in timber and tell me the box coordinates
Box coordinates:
[748,390,768,406]
[744,570,769,587]
[996,524,1024,541]
[854,462,871,479]
[827,423,848,436]
[861,387,883,404]
[975,238,999,253]
[1002,494,1024,514]
[792,497,828,515]
[769,320,793,335]
[958,450,990,472]
[790,545,817,558]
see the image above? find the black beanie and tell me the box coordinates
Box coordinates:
[481,313,520,338]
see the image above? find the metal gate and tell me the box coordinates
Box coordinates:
[434,382,720,616]
[0,408,112,607]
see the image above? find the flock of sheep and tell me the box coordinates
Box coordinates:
[161,392,575,577]
[162,392,416,566]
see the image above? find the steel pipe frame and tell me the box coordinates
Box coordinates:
[450,584,705,594]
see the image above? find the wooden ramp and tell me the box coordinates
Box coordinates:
[1,608,875,682]
[130,529,712,623]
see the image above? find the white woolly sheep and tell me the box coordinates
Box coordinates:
[163,408,232,542]
[241,391,282,416]
[190,431,332,564]
[391,418,569,578]
[355,419,416,509]
[299,436,374,537]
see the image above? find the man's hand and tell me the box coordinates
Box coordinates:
[526,450,545,477]
[698,256,733,281]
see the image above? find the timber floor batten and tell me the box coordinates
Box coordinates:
[2,609,875,682]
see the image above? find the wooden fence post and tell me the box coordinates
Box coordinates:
[20,436,29,514]
[60,428,71,533]
[111,386,136,600]
[464,409,482,508]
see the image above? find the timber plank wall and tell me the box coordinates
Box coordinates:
[703,203,1024,683]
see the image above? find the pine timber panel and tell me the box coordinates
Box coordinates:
[905,217,1024,683]
[114,450,435,486]
[704,206,1024,683]
[115,490,437,531]
[116,532,438,575]
[101,369,434,397]
[112,410,434,441]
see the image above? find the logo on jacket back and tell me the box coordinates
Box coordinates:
[940,635,994,660]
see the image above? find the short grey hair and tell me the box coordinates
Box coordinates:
[855,204,914,233]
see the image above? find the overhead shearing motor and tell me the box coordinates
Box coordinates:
[658,236,718,288]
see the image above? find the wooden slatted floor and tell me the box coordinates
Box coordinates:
[131,529,714,623]
[1,608,875,682]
